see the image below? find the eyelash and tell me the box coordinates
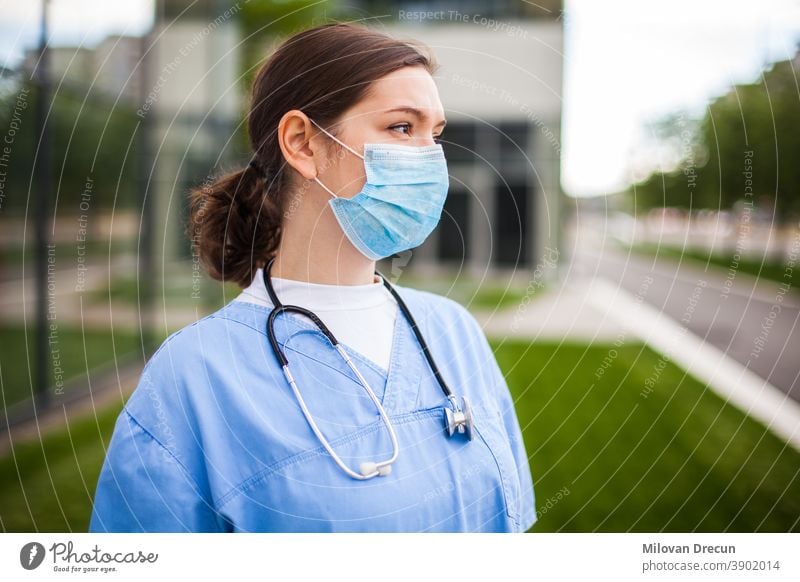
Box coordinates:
[390,123,443,144]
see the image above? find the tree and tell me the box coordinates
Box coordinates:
[0,77,140,217]
[631,49,800,222]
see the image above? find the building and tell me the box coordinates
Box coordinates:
[375,1,564,279]
[23,0,563,283]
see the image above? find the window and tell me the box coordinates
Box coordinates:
[440,121,477,165]
[494,183,530,265]
[437,190,470,262]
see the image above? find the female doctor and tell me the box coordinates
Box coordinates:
[89,22,537,533]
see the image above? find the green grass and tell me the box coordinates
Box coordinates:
[1,341,798,532]
[84,261,532,312]
[495,341,800,532]
[398,272,536,311]
[0,396,126,532]
[631,243,797,289]
[0,238,137,268]
[0,326,142,409]
[87,273,243,311]
[468,286,530,310]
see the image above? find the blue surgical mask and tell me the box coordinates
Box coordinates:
[309,118,450,260]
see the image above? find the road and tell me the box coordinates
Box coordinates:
[569,226,800,403]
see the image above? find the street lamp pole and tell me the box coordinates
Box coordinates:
[34,0,52,412]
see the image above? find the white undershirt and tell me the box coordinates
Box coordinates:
[234,267,399,373]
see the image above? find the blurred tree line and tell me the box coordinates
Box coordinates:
[0,76,141,217]
[0,1,344,219]
[632,50,800,223]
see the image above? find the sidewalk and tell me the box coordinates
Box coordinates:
[473,281,626,342]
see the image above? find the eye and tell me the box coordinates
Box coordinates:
[389,123,412,136]
[389,122,443,144]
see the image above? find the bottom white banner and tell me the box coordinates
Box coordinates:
[1,533,797,581]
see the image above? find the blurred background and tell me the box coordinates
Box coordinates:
[1,0,799,533]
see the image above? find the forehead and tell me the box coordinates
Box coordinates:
[355,66,445,119]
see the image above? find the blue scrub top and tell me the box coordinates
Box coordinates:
[88,285,537,532]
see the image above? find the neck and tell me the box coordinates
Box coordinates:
[271,184,376,285]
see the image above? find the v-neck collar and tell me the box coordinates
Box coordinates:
[222,292,423,414]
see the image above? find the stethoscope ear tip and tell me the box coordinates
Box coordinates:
[360,461,393,477]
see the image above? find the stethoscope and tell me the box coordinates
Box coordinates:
[262,256,474,480]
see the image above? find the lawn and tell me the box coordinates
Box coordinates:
[1,340,798,532]
[0,238,137,269]
[396,271,537,311]
[630,243,797,289]
[0,395,124,532]
[0,326,142,410]
[87,272,241,311]
[500,342,800,532]
[90,267,528,312]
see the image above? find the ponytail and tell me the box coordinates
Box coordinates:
[186,162,282,288]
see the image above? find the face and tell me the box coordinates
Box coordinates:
[311,65,447,199]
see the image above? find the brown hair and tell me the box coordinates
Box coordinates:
[186,22,437,288]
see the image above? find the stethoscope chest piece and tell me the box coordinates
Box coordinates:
[262,256,475,479]
[445,395,474,441]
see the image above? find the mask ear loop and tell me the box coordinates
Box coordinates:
[308,118,365,199]
[313,176,339,199]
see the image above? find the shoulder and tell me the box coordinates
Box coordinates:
[141,300,264,374]
[122,301,259,436]
[392,283,464,315]
[392,283,487,346]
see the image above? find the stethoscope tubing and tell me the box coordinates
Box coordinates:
[262,257,455,400]
[261,256,470,479]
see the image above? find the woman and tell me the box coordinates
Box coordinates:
[89,22,536,533]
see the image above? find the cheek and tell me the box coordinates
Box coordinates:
[333,154,367,199]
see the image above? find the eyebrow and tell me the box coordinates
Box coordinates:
[383,106,447,129]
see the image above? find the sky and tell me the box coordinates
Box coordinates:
[1,0,799,197]
[0,0,153,56]
[562,0,800,196]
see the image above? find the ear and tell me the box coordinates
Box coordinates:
[277,109,322,181]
